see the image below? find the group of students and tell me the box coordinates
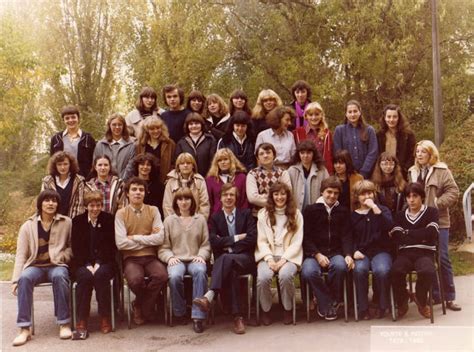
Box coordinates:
[11,81,461,346]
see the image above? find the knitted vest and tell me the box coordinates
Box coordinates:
[122,205,157,259]
[249,167,284,195]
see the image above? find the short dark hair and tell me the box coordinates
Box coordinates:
[183,112,206,134]
[333,149,356,176]
[224,111,255,142]
[36,189,61,214]
[266,106,295,129]
[321,176,342,193]
[220,183,239,200]
[136,86,158,113]
[290,80,312,101]
[172,187,197,216]
[404,182,426,200]
[292,139,325,169]
[61,105,80,119]
[163,84,184,106]
[132,153,159,179]
[124,177,148,195]
[186,90,206,113]
[255,142,276,159]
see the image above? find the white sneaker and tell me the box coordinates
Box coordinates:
[59,324,72,339]
[12,328,31,346]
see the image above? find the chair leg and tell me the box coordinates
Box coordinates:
[167,285,173,326]
[31,297,35,335]
[110,279,115,332]
[429,284,434,324]
[343,276,348,322]
[292,292,296,325]
[306,281,310,323]
[72,282,77,330]
[390,285,397,322]
[256,285,260,326]
[247,275,252,321]
[125,284,131,329]
[353,278,358,322]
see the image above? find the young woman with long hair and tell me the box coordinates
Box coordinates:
[159,188,211,333]
[162,153,210,220]
[371,152,406,214]
[376,104,416,178]
[251,89,283,135]
[135,115,176,184]
[293,101,334,174]
[206,148,248,216]
[125,86,162,138]
[203,94,231,140]
[333,100,378,178]
[255,182,303,325]
[288,80,312,131]
[332,149,363,211]
[186,90,206,114]
[229,89,252,116]
[408,140,461,311]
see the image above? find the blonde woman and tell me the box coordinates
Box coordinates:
[162,153,210,219]
[408,140,460,311]
[206,148,248,216]
[135,115,175,184]
[294,102,334,174]
[251,89,283,135]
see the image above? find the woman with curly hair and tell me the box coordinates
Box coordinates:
[163,153,210,219]
[371,152,406,214]
[130,153,163,212]
[134,116,175,184]
[203,94,231,140]
[251,89,283,135]
[229,89,252,116]
[42,151,93,218]
[376,104,416,178]
[186,90,206,114]
[333,149,364,211]
[333,100,378,179]
[206,148,248,216]
[86,154,124,214]
[255,182,303,325]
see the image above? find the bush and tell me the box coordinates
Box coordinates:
[439,115,474,242]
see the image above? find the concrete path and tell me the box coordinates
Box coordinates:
[1,276,473,352]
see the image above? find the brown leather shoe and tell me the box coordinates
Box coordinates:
[132,300,145,325]
[261,310,272,326]
[233,316,245,334]
[397,301,409,319]
[100,316,112,334]
[193,296,211,312]
[416,304,432,319]
[76,319,88,331]
[283,309,293,325]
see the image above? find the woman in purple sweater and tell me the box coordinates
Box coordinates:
[205,148,248,216]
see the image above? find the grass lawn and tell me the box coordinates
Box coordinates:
[451,251,474,276]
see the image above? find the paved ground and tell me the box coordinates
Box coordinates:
[1,275,473,352]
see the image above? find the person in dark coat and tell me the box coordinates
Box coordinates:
[50,105,96,178]
[376,104,416,179]
[301,176,354,321]
[193,184,257,334]
[217,111,256,171]
[174,113,216,177]
[71,190,116,337]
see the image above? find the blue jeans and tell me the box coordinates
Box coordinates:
[167,261,207,320]
[353,252,392,313]
[433,228,456,301]
[301,255,347,314]
[17,266,70,327]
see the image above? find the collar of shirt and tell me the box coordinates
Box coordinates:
[129,204,145,215]
[407,204,426,220]
[62,129,83,138]
[55,175,71,188]
[232,132,247,144]
[88,216,98,227]
[316,196,339,214]
[305,125,319,135]
[95,177,111,187]
[223,207,236,219]
[111,138,125,146]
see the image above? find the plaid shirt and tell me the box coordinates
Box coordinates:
[95,177,112,213]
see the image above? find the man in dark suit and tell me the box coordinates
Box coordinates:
[193,183,257,334]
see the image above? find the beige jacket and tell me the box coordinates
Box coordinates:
[408,162,459,228]
[254,208,303,267]
[162,170,210,219]
[288,163,329,211]
[12,214,72,283]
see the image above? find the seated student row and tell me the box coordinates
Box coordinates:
[14,176,448,344]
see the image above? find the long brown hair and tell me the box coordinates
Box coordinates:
[265,182,298,235]
[371,152,406,192]
[344,100,369,142]
[379,104,412,134]
[105,113,130,142]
